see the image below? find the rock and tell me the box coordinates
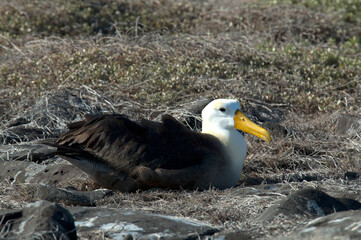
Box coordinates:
[0,141,56,162]
[0,200,77,240]
[182,98,211,130]
[70,207,219,240]
[335,114,361,135]
[245,100,284,123]
[344,171,360,180]
[0,160,33,184]
[29,163,89,186]
[240,171,329,186]
[184,98,212,114]
[34,184,113,206]
[276,210,361,240]
[214,230,258,240]
[0,160,88,186]
[261,122,289,139]
[259,188,361,222]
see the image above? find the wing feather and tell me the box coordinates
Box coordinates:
[51,114,227,190]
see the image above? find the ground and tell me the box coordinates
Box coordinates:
[0,0,360,239]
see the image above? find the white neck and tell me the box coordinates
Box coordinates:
[202,127,247,186]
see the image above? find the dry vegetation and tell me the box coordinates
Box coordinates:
[0,0,361,238]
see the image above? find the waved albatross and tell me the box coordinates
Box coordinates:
[47,99,271,191]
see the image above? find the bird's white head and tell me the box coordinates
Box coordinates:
[201,98,271,187]
[201,99,271,143]
[202,99,241,134]
[201,99,271,185]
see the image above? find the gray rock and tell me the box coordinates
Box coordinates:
[0,142,56,162]
[34,184,113,206]
[335,114,361,135]
[0,200,77,240]
[0,160,33,184]
[70,207,219,240]
[259,188,361,222]
[261,122,289,139]
[182,98,211,130]
[245,100,284,123]
[344,171,360,180]
[214,230,257,240]
[184,98,212,114]
[29,163,89,186]
[0,160,87,186]
[240,172,330,186]
[277,210,361,240]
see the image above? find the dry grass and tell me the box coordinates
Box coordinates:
[0,0,361,238]
[98,187,285,232]
[245,111,361,176]
[1,1,361,118]
[93,178,361,237]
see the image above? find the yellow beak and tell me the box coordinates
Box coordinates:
[233,110,271,143]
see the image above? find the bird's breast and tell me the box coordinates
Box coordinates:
[202,129,247,188]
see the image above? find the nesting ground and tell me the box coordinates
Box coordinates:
[0,0,361,239]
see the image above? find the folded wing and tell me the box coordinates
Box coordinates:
[51,114,226,191]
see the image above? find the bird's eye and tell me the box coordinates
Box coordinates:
[219,108,226,112]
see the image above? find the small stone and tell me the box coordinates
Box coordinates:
[0,200,77,240]
[275,210,361,240]
[34,184,113,206]
[259,188,361,222]
[344,171,360,180]
[335,114,361,135]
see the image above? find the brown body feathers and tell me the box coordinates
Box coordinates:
[50,114,228,191]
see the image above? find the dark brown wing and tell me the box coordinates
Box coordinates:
[57,114,222,169]
[50,114,227,190]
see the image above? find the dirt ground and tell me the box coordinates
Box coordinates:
[0,0,360,239]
